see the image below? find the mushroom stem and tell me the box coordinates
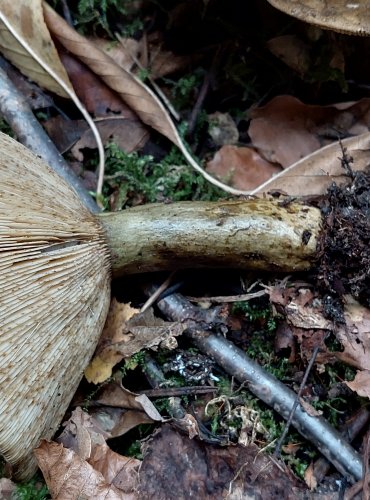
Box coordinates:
[98,199,322,276]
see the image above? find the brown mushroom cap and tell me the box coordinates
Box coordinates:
[0,133,111,479]
[266,0,370,35]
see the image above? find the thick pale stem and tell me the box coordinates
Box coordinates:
[98,199,322,276]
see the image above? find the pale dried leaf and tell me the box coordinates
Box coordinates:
[346,370,370,399]
[0,0,72,97]
[42,2,251,196]
[251,132,370,196]
[58,408,140,495]
[35,441,128,499]
[89,444,140,493]
[0,133,110,480]
[304,462,318,490]
[92,37,139,72]
[96,382,162,420]
[58,408,108,457]
[86,306,186,384]
[334,296,370,370]
[85,300,139,384]
[91,382,162,437]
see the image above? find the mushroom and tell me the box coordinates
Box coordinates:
[0,131,323,479]
[266,0,370,35]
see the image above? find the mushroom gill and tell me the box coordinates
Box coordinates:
[0,133,111,479]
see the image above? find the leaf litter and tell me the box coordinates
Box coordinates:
[0,1,370,498]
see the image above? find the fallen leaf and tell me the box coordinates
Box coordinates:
[334,296,370,371]
[267,35,311,76]
[251,131,370,196]
[55,408,141,497]
[71,118,149,160]
[249,95,353,168]
[206,145,281,191]
[346,370,370,399]
[90,382,163,437]
[59,50,137,117]
[0,0,72,97]
[304,462,318,490]
[92,37,139,73]
[35,440,132,499]
[42,2,251,196]
[86,303,186,384]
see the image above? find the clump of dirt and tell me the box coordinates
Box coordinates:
[317,150,370,314]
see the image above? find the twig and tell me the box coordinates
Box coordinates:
[140,386,217,398]
[0,59,98,213]
[273,340,325,458]
[140,271,177,313]
[154,291,363,481]
[363,431,370,500]
[186,290,267,303]
[0,9,105,197]
[310,408,370,486]
[187,70,211,137]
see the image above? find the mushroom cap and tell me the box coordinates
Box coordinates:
[266,0,370,35]
[0,132,111,479]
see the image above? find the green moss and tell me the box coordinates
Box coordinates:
[102,143,225,209]
[15,477,49,500]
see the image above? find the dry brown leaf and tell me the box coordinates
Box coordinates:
[91,382,163,437]
[146,31,194,79]
[334,297,370,371]
[72,118,149,160]
[55,408,141,497]
[86,303,186,384]
[249,95,353,168]
[267,35,311,76]
[85,300,139,384]
[57,408,109,457]
[42,2,250,196]
[91,406,156,438]
[346,370,370,399]
[207,145,281,191]
[89,444,139,494]
[304,462,318,490]
[35,440,132,499]
[59,50,137,117]
[268,287,332,330]
[92,37,139,73]
[0,2,105,195]
[0,0,72,97]
[251,131,370,196]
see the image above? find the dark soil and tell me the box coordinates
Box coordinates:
[317,149,370,314]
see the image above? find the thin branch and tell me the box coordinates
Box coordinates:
[155,291,363,481]
[0,60,98,213]
[273,340,324,458]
